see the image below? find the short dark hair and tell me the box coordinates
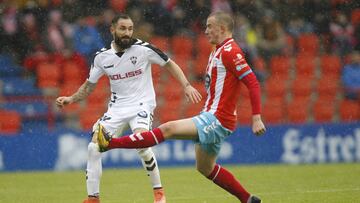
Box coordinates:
[208,12,234,32]
[111,13,132,26]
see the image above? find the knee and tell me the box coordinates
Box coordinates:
[196,163,213,177]
[159,121,177,138]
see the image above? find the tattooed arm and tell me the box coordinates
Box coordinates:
[56,80,96,108]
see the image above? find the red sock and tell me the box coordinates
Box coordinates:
[108,128,165,149]
[207,164,250,203]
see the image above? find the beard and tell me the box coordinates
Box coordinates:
[114,35,133,49]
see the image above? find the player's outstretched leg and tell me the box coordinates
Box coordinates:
[206,164,261,203]
[137,148,166,203]
[97,123,165,150]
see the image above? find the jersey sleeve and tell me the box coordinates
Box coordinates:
[87,54,105,83]
[221,46,252,80]
[222,46,261,114]
[146,44,170,66]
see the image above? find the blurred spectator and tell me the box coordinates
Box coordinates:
[286,15,314,38]
[341,51,360,100]
[212,0,232,13]
[97,9,116,46]
[233,13,267,82]
[255,9,286,61]
[135,0,175,36]
[233,13,258,60]
[17,12,44,60]
[134,22,154,42]
[72,17,104,65]
[60,0,82,23]
[178,0,211,34]
[355,24,360,51]
[330,12,355,56]
[44,9,73,53]
[230,0,260,25]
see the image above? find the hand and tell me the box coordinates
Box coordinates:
[184,85,202,103]
[56,96,73,108]
[252,114,266,136]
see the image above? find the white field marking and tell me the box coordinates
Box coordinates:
[124,187,360,202]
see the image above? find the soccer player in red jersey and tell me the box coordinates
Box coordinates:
[97,12,266,203]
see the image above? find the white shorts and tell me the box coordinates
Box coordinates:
[92,103,154,138]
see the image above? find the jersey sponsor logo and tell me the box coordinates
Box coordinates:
[104,64,114,69]
[130,56,137,65]
[137,111,148,118]
[109,69,142,80]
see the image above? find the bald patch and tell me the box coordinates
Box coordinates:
[209,12,234,32]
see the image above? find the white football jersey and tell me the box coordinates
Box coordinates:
[88,39,169,108]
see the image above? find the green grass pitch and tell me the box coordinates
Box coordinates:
[0,163,359,203]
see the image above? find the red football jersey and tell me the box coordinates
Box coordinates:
[203,38,260,130]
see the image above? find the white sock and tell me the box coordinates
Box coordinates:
[86,142,102,196]
[137,148,162,189]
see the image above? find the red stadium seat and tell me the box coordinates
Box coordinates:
[149,36,170,53]
[291,77,314,98]
[262,99,285,124]
[0,110,21,134]
[286,99,310,123]
[162,82,184,103]
[313,100,335,123]
[193,55,209,77]
[339,100,360,122]
[196,33,213,59]
[295,54,317,77]
[265,77,287,98]
[154,100,183,123]
[79,106,105,130]
[62,61,84,86]
[269,55,291,77]
[36,62,61,88]
[315,76,340,100]
[183,101,205,118]
[87,82,110,106]
[319,54,341,78]
[351,8,360,25]
[171,35,193,59]
[297,33,319,56]
[172,55,190,75]
[237,104,252,125]
[237,94,252,125]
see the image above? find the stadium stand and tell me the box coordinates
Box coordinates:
[0,0,359,132]
[0,110,22,134]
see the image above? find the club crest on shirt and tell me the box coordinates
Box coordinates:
[130,56,137,65]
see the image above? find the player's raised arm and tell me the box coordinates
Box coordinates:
[56,80,96,108]
[163,59,202,103]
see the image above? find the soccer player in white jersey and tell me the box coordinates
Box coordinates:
[96,12,266,203]
[56,14,202,203]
